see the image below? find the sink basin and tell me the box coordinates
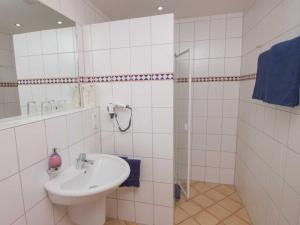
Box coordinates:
[45,153,130,225]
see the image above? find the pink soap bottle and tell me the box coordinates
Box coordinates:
[48,148,62,170]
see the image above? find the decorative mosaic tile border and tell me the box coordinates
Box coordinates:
[0,73,257,86]
[0,82,18,87]
[18,77,80,85]
[239,73,257,81]
[176,74,257,83]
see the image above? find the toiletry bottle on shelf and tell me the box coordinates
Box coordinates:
[48,148,62,170]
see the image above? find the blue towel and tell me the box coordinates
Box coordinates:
[120,157,141,187]
[252,50,271,100]
[253,36,300,107]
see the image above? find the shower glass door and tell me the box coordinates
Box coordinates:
[174,49,192,199]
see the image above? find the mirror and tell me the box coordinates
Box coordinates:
[0,0,79,120]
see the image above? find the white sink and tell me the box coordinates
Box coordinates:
[45,153,130,225]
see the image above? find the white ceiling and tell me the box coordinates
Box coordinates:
[0,0,75,34]
[89,0,255,20]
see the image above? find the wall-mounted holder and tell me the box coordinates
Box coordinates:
[47,167,61,176]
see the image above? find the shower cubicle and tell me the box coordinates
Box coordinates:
[174,48,192,199]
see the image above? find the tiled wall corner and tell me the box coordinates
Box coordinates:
[80,14,175,225]
[236,0,300,224]
[175,13,243,184]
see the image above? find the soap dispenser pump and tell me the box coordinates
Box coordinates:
[48,148,62,172]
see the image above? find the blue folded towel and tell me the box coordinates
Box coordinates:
[120,157,141,187]
[253,36,300,107]
[252,50,271,100]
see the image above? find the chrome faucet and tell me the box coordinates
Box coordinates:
[76,153,94,169]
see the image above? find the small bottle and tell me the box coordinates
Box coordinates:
[48,148,62,170]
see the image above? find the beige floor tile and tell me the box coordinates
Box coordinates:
[193,182,212,193]
[206,204,232,221]
[125,222,139,225]
[235,208,251,224]
[177,195,188,205]
[190,186,200,198]
[205,182,219,189]
[176,206,191,224]
[179,218,200,225]
[223,215,249,225]
[214,185,235,196]
[205,189,226,202]
[193,195,215,208]
[194,211,220,225]
[180,201,202,216]
[105,218,127,225]
[228,193,242,204]
[218,198,242,213]
[190,180,198,186]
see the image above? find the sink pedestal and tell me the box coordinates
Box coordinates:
[68,197,106,225]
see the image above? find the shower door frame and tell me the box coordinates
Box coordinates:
[174,49,192,199]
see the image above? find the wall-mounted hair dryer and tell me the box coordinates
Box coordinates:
[107,103,132,132]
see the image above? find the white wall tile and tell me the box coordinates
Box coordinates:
[0,128,19,180]
[154,182,173,207]
[195,20,210,40]
[91,23,110,50]
[45,116,68,153]
[210,39,225,58]
[57,27,75,53]
[67,112,83,145]
[130,17,151,46]
[152,44,173,73]
[41,30,58,54]
[194,41,209,59]
[26,198,54,225]
[13,34,28,57]
[115,131,133,156]
[206,151,220,167]
[110,20,130,48]
[0,175,24,225]
[210,19,226,39]
[15,121,47,169]
[20,160,49,210]
[152,108,173,133]
[180,22,195,42]
[132,82,151,107]
[152,81,173,107]
[131,46,151,74]
[92,50,111,75]
[153,134,173,159]
[153,159,173,183]
[133,133,152,157]
[226,17,243,38]
[205,167,220,183]
[26,32,42,55]
[226,38,242,57]
[111,48,131,74]
[154,206,173,225]
[151,14,173,44]
[135,202,154,225]
[134,181,153,203]
[43,54,59,76]
[117,200,135,221]
[101,131,115,154]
